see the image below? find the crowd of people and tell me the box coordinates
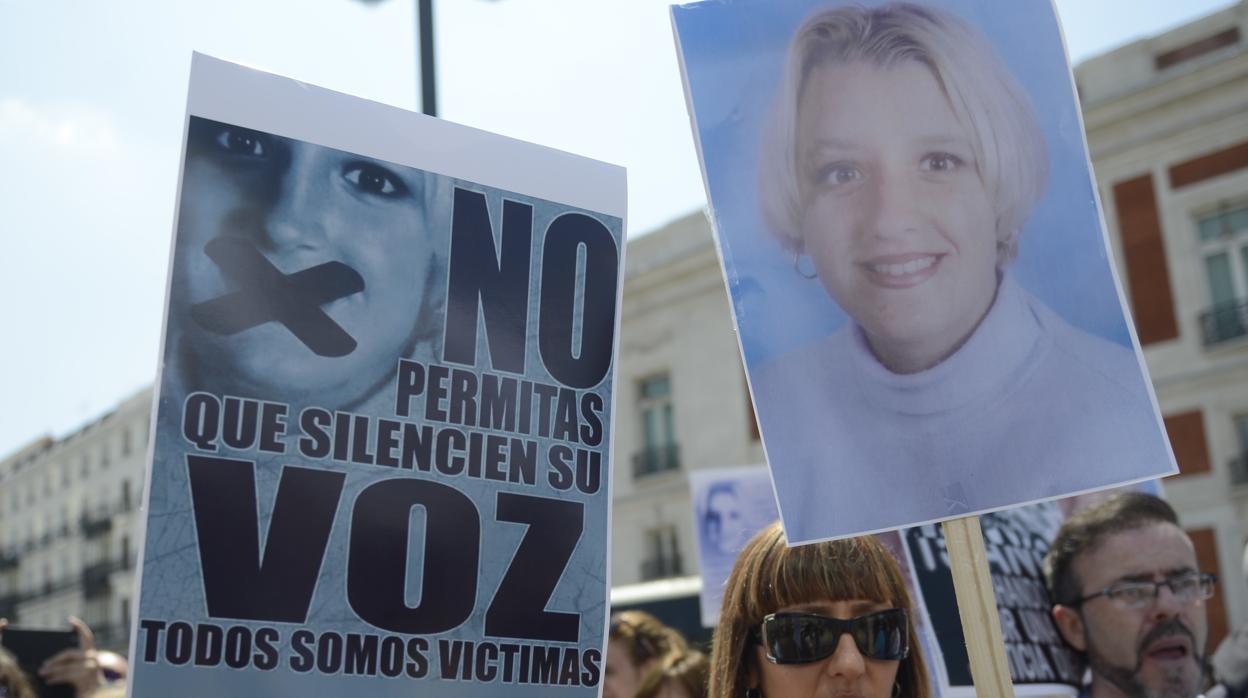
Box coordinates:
[606,490,1245,698]
[1,492,1243,698]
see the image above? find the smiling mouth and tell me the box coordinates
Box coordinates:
[860,254,942,289]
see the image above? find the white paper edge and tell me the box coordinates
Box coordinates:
[601,170,629,673]
[188,53,626,220]
[127,108,192,693]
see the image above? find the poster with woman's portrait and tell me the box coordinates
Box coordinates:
[131,54,626,697]
[689,466,779,626]
[671,0,1177,543]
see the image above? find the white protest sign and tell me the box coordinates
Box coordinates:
[130,53,626,697]
[670,0,1176,544]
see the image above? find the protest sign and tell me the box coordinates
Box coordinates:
[130,53,626,697]
[670,0,1176,544]
[688,466,777,626]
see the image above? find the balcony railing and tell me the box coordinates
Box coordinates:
[83,561,114,597]
[1200,299,1248,346]
[80,511,113,538]
[1229,454,1248,487]
[640,554,684,581]
[632,444,681,479]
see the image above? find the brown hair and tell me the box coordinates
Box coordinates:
[609,609,688,668]
[636,648,709,698]
[709,522,930,698]
[1043,491,1180,606]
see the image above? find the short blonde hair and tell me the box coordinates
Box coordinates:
[758,2,1048,266]
[708,522,930,698]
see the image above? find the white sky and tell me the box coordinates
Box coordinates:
[0,0,1237,458]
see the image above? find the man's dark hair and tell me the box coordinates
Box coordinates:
[1043,492,1180,607]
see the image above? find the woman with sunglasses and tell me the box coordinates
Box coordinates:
[709,522,930,698]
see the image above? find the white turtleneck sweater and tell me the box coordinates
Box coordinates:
[752,275,1175,544]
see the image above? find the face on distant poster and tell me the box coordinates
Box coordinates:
[671,0,1176,543]
[689,466,778,625]
[132,55,626,697]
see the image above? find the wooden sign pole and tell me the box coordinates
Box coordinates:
[942,516,1016,697]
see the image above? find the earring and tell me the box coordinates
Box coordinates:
[792,250,818,280]
[892,681,902,698]
[746,689,763,698]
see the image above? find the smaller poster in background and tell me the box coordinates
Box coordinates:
[906,503,1080,697]
[689,466,778,626]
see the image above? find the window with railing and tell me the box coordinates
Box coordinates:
[1198,204,1248,345]
[634,374,679,478]
[639,525,683,581]
[1230,415,1248,487]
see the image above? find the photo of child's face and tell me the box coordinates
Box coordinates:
[796,60,999,371]
[172,117,445,407]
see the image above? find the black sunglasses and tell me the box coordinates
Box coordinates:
[753,608,910,664]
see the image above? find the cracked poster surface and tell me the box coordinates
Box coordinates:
[131,53,626,697]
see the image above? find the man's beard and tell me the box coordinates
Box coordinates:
[1086,618,1204,698]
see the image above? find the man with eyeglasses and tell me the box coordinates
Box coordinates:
[1043,492,1217,698]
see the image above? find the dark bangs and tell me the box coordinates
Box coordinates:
[742,528,909,624]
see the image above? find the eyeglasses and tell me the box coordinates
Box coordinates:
[1075,572,1217,610]
[752,608,909,664]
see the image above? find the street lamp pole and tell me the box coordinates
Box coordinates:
[418,0,437,116]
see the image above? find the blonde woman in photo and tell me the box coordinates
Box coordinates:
[752,2,1169,541]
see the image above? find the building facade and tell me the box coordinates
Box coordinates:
[609,211,765,589]
[0,388,149,650]
[1077,0,1248,648]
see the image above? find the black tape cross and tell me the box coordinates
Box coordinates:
[190,236,365,357]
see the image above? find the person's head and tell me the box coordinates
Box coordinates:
[1044,492,1214,698]
[172,116,449,408]
[710,522,929,698]
[702,482,747,556]
[758,2,1048,373]
[635,649,710,698]
[605,610,688,698]
[0,646,36,698]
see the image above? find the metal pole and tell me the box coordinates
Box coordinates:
[418,0,437,116]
